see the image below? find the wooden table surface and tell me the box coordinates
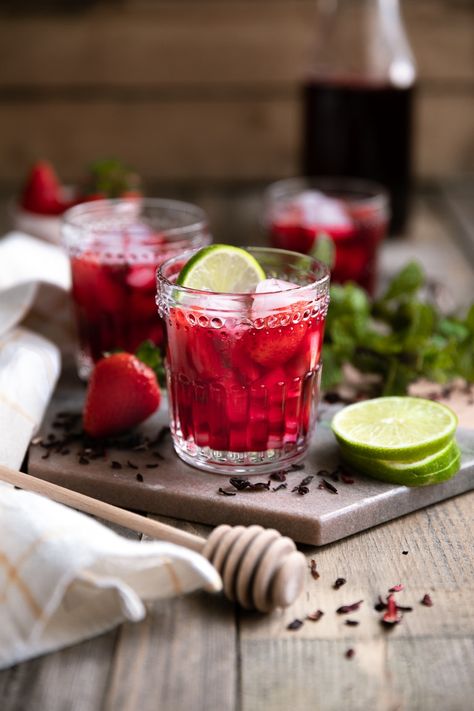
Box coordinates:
[1,187,473,711]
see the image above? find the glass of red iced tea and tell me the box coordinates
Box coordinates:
[62,198,210,378]
[156,247,330,474]
[264,178,389,294]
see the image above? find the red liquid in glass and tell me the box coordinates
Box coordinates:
[166,299,326,455]
[302,81,414,234]
[71,252,166,362]
[269,195,386,294]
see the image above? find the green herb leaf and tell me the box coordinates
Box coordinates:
[310,232,336,268]
[323,262,474,396]
[83,157,141,198]
[381,262,424,301]
[135,340,166,386]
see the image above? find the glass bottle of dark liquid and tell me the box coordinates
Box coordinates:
[302,0,416,234]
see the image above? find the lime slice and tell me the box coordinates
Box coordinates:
[340,438,458,479]
[331,397,457,461]
[342,444,461,487]
[177,244,266,293]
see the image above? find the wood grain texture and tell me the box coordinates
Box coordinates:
[0,91,472,183]
[0,630,119,711]
[0,191,472,710]
[0,0,472,183]
[0,1,472,87]
[439,180,474,264]
[0,99,296,183]
[416,93,474,178]
[239,492,474,710]
[103,516,237,711]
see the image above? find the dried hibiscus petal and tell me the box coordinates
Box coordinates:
[389,584,404,592]
[292,485,310,495]
[287,618,304,631]
[218,488,236,496]
[333,577,346,590]
[270,471,287,482]
[229,477,251,490]
[318,479,338,494]
[307,609,324,622]
[337,600,363,614]
[421,593,433,607]
[309,559,320,580]
[381,594,402,625]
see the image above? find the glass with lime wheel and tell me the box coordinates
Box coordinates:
[156,245,330,474]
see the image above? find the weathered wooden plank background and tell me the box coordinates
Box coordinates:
[0,0,472,187]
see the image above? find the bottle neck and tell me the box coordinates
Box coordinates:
[308,0,416,88]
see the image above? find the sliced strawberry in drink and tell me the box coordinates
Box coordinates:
[72,256,127,314]
[246,320,307,368]
[285,325,323,377]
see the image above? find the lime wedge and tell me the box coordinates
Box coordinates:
[331,397,457,461]
[177,244,266,293]
[340,438,458,479]
[342,443,461,487]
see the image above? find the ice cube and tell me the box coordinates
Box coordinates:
[294,190,352,229]
[252,278,303,315]
[255,278,299,294]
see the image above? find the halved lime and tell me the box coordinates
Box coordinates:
[342,444,461,487]
[331,397,457,461]
[177,244,266,293]
[340,438,459,479]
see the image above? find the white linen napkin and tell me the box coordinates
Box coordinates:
[0,232,223,669]
[0,232,70,467]
[0,232,75,354]
[0,327,61,469]
[0,486,221,670]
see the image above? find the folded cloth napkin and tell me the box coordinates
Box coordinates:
[0,487,221,670]
[0,232,74,353]
[0,327,61,469]
[0,232,223,669]
[0,232,69,467]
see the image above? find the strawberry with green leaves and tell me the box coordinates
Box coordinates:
[83,346,161,438]
[79,158,142,202]
[20,161,70,215]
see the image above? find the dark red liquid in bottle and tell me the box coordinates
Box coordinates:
[302,80,414,233]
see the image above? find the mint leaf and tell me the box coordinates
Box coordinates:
[310,232,336,268]
[381,262,424,301]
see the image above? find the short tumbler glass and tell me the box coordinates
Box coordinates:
[156,247,330,475]
[62,198,210,378]
[264,177,389,294]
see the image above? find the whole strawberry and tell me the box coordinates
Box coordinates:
[83,352,160,438]
[20,160,67,215]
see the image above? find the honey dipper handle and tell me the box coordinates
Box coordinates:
[0,465,206,552]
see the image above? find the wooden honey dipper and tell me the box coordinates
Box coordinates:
[0,465,306,613]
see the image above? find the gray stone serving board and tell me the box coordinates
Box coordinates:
[28,386,474,546]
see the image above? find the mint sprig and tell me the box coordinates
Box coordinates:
[322,262,474,395]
